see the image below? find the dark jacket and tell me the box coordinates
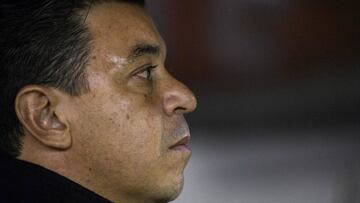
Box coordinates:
[0,151,112,203]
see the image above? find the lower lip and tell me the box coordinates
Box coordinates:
[170,145,191,152]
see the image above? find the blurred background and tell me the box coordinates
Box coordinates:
[147,1,360,202]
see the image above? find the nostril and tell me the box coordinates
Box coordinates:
[162,80,197,115]
[174,107,187,114]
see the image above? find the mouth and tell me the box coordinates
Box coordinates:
[169,136,191,152]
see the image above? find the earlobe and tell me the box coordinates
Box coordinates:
[15,86,72,150]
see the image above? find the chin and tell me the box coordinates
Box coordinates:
[152,187,183,203]
[149,174,185,203]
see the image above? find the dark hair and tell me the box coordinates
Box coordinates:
[0,0,145,157]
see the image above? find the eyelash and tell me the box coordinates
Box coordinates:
[135,65,157,80]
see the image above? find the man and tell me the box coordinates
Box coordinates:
[0,0,197,202]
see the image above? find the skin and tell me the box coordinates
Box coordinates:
[16,2,196,203]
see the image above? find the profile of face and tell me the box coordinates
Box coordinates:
[60,2,196,202]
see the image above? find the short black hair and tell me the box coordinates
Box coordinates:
[0,0,145,157]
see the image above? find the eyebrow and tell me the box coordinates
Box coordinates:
[128,43,161,60]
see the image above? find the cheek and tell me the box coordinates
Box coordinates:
[72,93,164,167]
[119,111,163,160]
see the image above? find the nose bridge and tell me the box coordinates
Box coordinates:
[161,73,197,116]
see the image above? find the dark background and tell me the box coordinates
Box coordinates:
[147,1,360,202]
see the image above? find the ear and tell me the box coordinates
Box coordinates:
[15,86,72,150]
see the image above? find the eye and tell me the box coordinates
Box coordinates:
[135,65,157,80]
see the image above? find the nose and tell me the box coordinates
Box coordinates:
[162,76,197,116]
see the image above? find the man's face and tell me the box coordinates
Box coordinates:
[63,2,197,202]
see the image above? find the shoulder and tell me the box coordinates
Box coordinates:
[0,152,112,203]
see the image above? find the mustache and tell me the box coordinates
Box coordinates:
[165,116,190,141]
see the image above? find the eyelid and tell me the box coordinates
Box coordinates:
[131,63,156,75]
[132,64,157,80]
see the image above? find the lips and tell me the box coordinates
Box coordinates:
[169,136,190,151]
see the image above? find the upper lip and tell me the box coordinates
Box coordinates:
[169,136,190,149]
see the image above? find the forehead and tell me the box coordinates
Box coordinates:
[85,2,163,57]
